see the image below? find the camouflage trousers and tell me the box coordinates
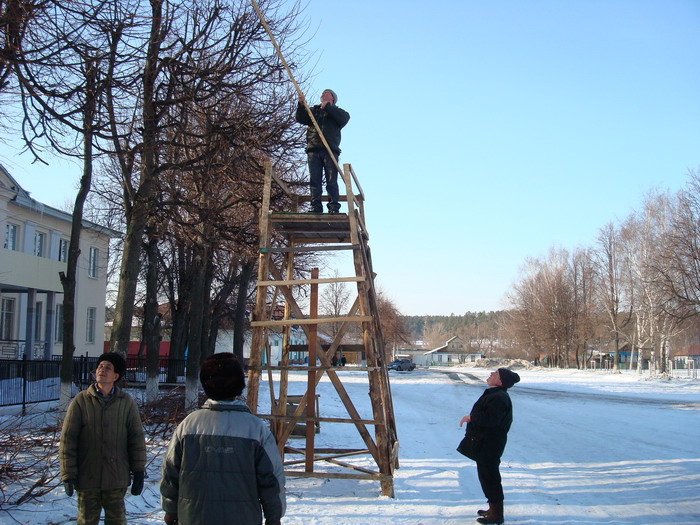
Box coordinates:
[77,488,127,525]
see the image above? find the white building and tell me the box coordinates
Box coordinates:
[411,336,483,366]
[0,164,117,359]
[215,325,307,365]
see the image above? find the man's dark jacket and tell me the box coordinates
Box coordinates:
[295,102,350,154]
[465,386,513,462]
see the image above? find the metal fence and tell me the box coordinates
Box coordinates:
[0,357,61,409]
[0,356,187,409]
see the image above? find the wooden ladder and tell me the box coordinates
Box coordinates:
[246,162,399,497]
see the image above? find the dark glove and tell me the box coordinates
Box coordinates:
[131,471,145,496]
[265,521,281,525]
[164,514,178,525]
[64,479,77,497]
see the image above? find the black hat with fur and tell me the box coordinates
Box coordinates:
[200,352,245,400]
[97,352,127,379]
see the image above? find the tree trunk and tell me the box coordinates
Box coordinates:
[59,57,97,411]
[108,0,163,358]
[233,259,254,363]
[185,245,207,412]
[143,234,160,402]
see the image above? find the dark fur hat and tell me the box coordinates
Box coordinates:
[200,353,245,400]
[97,352,126,379]
[498,367,520,389]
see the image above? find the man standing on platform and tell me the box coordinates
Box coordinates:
[296,88,350,214]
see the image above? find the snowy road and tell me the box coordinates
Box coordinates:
[253,366,700,524]
[412,367,700,525]
[2,366,698,525]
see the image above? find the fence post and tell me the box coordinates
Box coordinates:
[82,353,88,389]
[21,354,28,415]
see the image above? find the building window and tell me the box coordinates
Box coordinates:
[58,239,69,262]
[34,302,42,340]
[1,298,15,340]
[88,247,98,278]
[55,304,64,343]
[34,231,46,257]
[5,223,18,250]
[86,307,96,343]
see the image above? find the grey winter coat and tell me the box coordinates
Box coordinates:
[160,399,286,525]
[59,384,146,490]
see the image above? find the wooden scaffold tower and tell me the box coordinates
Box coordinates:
[246,162,399,497]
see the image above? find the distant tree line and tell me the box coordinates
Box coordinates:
[401,171,700,374]
[505,173,700,373]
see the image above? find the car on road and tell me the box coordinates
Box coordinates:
[388,358,416,371]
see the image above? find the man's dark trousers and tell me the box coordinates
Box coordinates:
[477,458,504,503]
[307,149,340,212]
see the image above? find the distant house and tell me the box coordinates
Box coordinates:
[1,164,118,359]
[413,336,483,366]
[215,303,308,365]
[215,324,307,365]
[673,345,700,369]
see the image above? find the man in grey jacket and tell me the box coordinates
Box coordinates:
[160,353,286,525]
[60,352,146,525]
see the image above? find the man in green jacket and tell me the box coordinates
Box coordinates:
[60,352,147,525]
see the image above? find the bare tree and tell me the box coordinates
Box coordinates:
[508,248,577,367]
[593,223,634,371]
[658,169,700,315]
[620,191,685,374]
[376,289,410,360]
[319,270,351,341]
[98,0,309,410]
[7,0,144,406]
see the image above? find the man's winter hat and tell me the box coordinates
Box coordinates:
[200,352,245,400]
[97,352,126,378]
[325,88,338,103]
[498,368,520,389]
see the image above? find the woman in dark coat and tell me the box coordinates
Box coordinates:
[459,368,520,525]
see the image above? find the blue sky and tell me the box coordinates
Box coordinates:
[2,0,699,316]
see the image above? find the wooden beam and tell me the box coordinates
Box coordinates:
[284,447,369,455]
[284,471,391,481]
[257,276,364,287]
[247,365,381,372]
[261,244,358,254]
[258,414,383,425]
[250,316,372,327]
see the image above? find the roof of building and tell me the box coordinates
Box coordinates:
[1,163,120,237]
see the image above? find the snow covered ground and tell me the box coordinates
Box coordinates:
[1,366,699,525]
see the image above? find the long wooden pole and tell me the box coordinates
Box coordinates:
[249,0,344,176]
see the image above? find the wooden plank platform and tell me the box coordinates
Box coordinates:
[269,212,352,243]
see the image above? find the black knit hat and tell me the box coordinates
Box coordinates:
[498,368,520,389]
[97,352,126,379]
[200,353,245,400]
